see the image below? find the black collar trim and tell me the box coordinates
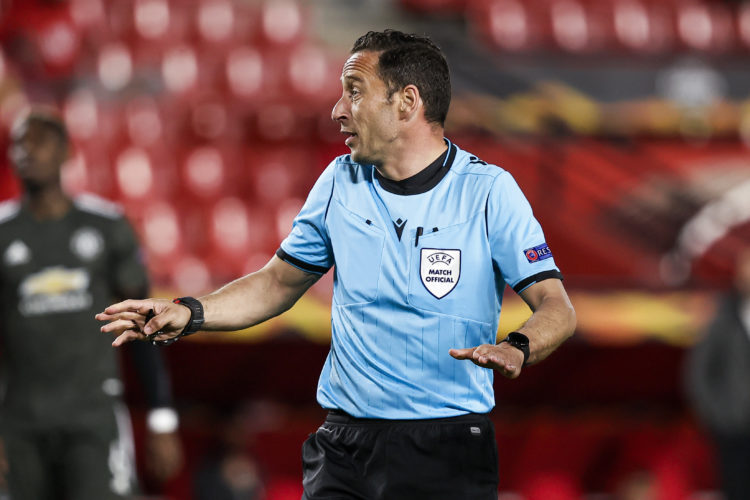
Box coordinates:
[375,141,457,196]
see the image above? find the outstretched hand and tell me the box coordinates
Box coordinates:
[96,299,191,346]
[449,343,524,379]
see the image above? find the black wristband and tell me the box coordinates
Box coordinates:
[498,331,530,366]
[151,296,204,347]
[173,296,205,336]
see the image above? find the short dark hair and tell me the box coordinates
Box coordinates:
[14,109,69,145]
[351,30,451,127]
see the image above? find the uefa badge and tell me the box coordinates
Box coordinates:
[420,248,461,299]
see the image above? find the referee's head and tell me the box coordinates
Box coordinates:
[350,30,451,128]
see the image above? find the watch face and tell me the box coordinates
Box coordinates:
[508,332,529,347]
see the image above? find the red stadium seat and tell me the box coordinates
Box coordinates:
[181,145,228,200]
[549,0,592,52]
[196,0,235,44]
[484,0,534,52]
[202,197,282,279]
[139,201,186,283]
[253,104,301,142]
[123,96,165,148]
[97,42,134,92]
[61,150,89,196]
[285,44,341,107]
[258,0,306,48]
[611,0,656,53]
[113,145,178,207]
[63,88,100,143]
[71,142,116,199]
[34,16,81,76]
[170,254,214,295]
[133,0,171,42]
[68,0,106,36]
[115,147,155,202]
[187,96,236,142]
[274,198,304,246]
[210,198,251,251]
[224,45,265,104]
[161,44,202,97]
[1,1,82,77]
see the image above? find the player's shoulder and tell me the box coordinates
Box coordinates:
[0,199,21,226]
[73,193,124,221]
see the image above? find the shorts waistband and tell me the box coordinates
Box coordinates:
[324,409,490,426]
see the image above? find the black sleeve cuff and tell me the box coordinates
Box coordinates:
[512,270,564,294]
[127,340,174,409]
[276,248,331,275]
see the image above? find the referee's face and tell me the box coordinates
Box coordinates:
[332,51,400,166]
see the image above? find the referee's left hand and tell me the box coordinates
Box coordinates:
[449,343,524,379]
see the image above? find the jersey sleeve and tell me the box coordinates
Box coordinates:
[276,161,335,275]
[487,171,562,293]
[108,216,149,298]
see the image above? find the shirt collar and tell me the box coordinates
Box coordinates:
[375,140,457,196]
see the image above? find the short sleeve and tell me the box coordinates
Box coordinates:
[277,162,335,274]
[109,216,149,296]
[487,171,562,293]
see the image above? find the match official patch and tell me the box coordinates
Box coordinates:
[524,243,552,263]
[420,248,460,299]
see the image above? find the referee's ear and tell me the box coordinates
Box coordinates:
[398,84,421,121]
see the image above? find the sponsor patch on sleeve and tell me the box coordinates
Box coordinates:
[524,243,552,263]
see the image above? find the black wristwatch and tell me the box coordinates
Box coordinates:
[498,331,530,366]
[151,296,205,347]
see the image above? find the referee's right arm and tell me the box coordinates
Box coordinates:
[97,256,320,345]
[196,255,321,331]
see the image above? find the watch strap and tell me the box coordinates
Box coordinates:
[172,296,204,336]
[150,296,204,347]
[499,331,530,366]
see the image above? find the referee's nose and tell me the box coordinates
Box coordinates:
[331,94,348,124]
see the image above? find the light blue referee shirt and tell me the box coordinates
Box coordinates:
[277,140,562,419]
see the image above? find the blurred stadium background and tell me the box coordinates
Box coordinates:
[2,0,750,498]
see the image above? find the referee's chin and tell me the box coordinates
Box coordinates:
[349,149,376,167]
[349,148,362,163]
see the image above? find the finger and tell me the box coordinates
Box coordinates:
[449,347,476,359]
[143,313,176,336]
[95,311,146,323]
[100,319,142,335]
[472,347,492,365]
[113,330,146,347]
[103,299,152,315]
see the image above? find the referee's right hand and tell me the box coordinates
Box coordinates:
[96,299,191,347]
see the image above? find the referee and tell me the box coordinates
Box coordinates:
[99,30,576,500]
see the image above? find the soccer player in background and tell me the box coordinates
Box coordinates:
[686,249,750,500]
[0,110,182,499]
[99,30,576,499]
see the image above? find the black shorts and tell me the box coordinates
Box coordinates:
[301,410,498,500]
[3,403,135,500]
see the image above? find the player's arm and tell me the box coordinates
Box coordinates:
[97,255,320,346]
[449,278,576,379]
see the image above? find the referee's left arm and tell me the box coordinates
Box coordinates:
[449,278,575,379]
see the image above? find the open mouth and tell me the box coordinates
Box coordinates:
[342,131,357,146]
